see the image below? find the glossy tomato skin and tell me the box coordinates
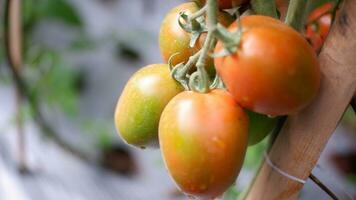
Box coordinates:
[159,89,249,199]
[159,2,233,73]
[247,111,277,146]
[305,3,333,52]
[114,64,183,148]
[215,16,320,116]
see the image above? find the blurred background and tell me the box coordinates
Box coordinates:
[0,0,355,199]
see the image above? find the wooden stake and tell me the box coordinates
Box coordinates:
[246,0,356,199]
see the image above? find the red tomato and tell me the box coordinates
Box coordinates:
[159,89,249,199]
[114,64,183,148]
[305,3,333,52]
[214,16,320,116]
[159,2,233,72]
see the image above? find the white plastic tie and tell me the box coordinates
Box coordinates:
[264,151,306,184]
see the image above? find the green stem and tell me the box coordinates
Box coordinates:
[171,50,201,90]
[194,32,213,93]
[192,0,217,93]
[251,0,278,18]
[285,0,308,31]
[188,5,207,21]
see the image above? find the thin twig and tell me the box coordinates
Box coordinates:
[309,173,339,200]
[188,5,207,21]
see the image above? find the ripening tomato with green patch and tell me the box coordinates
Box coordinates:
[114,64,183,148]
[159,1,233,75]
[247,111,278,146]
[159,89,249,199]
[214,15,320,116]
[305,2,333,52]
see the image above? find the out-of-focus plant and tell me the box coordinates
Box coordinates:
[1,0,111,164]
[23,0,83,35]
[2,0,85,118]
[23,47,81,117]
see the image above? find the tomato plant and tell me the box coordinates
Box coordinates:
[215,15,320,116]
[159,89,248,199]
[113,0,324,198]
[305,2,333,52]
[159,1,233,76]
[114,64,183,148]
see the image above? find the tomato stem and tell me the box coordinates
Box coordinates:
[171,50,201,90]
[285,0,308,31]
[250,0,278,18]
[188,5,207,21]
[190,0,218,93]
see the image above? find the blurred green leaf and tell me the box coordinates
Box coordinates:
[23,0,83,34]
[98,132,114,150]
[341,106,356,128]
[347,173,356,184]
[39,0,82,27]
[82,120,115,149]
[223,185,241,200]
[25,49,80,117]
[70,36,96,51]
[243,136,269,170]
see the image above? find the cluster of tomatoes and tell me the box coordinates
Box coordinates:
[114,0,332,199]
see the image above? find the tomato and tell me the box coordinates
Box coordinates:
[159,89,249,199]
[305,3,333,52]
[214,16,320,116]
[114,64,183,148]
[247,111,277,146]
[159,2,233,75]
[198,0,248,9]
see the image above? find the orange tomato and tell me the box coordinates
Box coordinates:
[159,2,233,75]
[159,89,249,199]
[214,16,320,116]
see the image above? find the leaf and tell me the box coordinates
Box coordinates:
[31,0,83,28]
[223,185,241,200]
[243,136,268,170]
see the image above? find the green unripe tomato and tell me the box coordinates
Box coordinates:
[247,111,278,146]
[114,64,183,148]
